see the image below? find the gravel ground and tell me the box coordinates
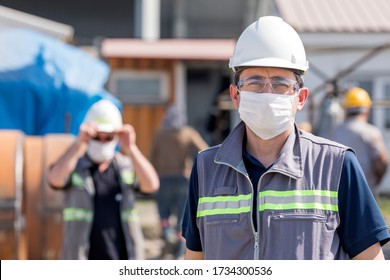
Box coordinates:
[136,198,183,260]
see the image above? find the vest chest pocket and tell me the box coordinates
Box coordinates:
[270,213,327,222]
[266,211,337,255]
[199,185,249,225]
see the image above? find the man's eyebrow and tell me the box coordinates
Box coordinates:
[244,75,265,79]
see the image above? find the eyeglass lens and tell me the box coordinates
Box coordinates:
[237,77,298,94]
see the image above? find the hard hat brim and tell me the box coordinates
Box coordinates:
[96,123,118,133]
[229,57,309,74]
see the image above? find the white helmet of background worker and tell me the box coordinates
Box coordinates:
[83,100,123,163]
[83,99,123,132]
[229,16,309,75]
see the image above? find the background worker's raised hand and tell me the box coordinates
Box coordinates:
[117,124,136,156]
[77,122,98,144]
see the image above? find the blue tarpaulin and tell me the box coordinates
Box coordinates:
[0,28,121,136]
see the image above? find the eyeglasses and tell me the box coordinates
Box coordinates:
[236,76,300,95]
[92,135,115,142]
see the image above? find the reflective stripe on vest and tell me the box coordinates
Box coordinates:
[259,190,338,211]
[71,172,84,187]
[121,171,135,185]
[197,194,252,217]
[121,208,139,222]
[63,208,93,222]
[197,190,338,218]
[64,208,139,223]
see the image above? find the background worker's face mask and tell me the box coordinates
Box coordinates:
[238,91,298,140]
[87,139,117,163]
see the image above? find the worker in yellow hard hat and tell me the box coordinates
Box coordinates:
[330,87,388,199]
[343,87,372,113]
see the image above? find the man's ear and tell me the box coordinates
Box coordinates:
[297,87,309,111]
[230,84,240,109]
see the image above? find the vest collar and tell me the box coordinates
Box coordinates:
[271,124,303,179]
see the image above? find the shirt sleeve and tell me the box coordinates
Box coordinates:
[337,150,390,258]
[181,156,203,251]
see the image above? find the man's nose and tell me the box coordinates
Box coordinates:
[262,83,274,93]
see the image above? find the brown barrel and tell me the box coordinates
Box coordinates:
[23,136,44,259]
[0,130,26,259]
[23,133,74,259]
[40,133,74,259]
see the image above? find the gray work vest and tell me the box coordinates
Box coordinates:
[60,153,145,260]
[196,122,350,260]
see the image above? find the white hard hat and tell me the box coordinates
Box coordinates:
[83,100,122,132]
[229,16,309,74]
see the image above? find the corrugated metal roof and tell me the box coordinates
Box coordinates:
[101,39,236,61]
[0,5,74,40]
[275,0,390,33]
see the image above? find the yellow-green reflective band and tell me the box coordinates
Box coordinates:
[197,194,252,217]
[95,116,112,124]
[121,171,135,185]
[197,206,251,217]
[199,194,251,203]
[71,172,84,187]
[259,190,337,198]
[121,209,139,222]
[63,208,93,222]
[258,190,338,212]
[259,203,338,211]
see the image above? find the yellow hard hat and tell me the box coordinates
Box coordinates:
[343,87,372,109]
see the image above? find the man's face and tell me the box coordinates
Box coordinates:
[230,67,308,113]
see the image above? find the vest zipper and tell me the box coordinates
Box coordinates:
[254,232,259,258]
[214,160,260,260]
[255,168,296,259]
[242,169,259,260]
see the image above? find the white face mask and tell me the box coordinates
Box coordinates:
[238,91,298,140]
[87,139,117,163]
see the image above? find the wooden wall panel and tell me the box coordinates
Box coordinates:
[106,57,176,157]
[122,105,166,158]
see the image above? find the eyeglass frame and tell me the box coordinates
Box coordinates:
[233,67,304,90]
[235,76,301,95]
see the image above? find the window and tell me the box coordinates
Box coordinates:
[108,70,169,104]
[356,81,374,124]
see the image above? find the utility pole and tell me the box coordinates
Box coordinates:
[134,0,161,40]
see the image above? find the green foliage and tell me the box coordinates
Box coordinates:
[378,196,390,228]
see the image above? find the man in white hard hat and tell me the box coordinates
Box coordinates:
[48,99,159,260]
[181,16,390,260]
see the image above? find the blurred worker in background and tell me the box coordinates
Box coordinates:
[329,87,389,199]
[182,16,390,260]
[47,99,159,260]
[150,105,208,259]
